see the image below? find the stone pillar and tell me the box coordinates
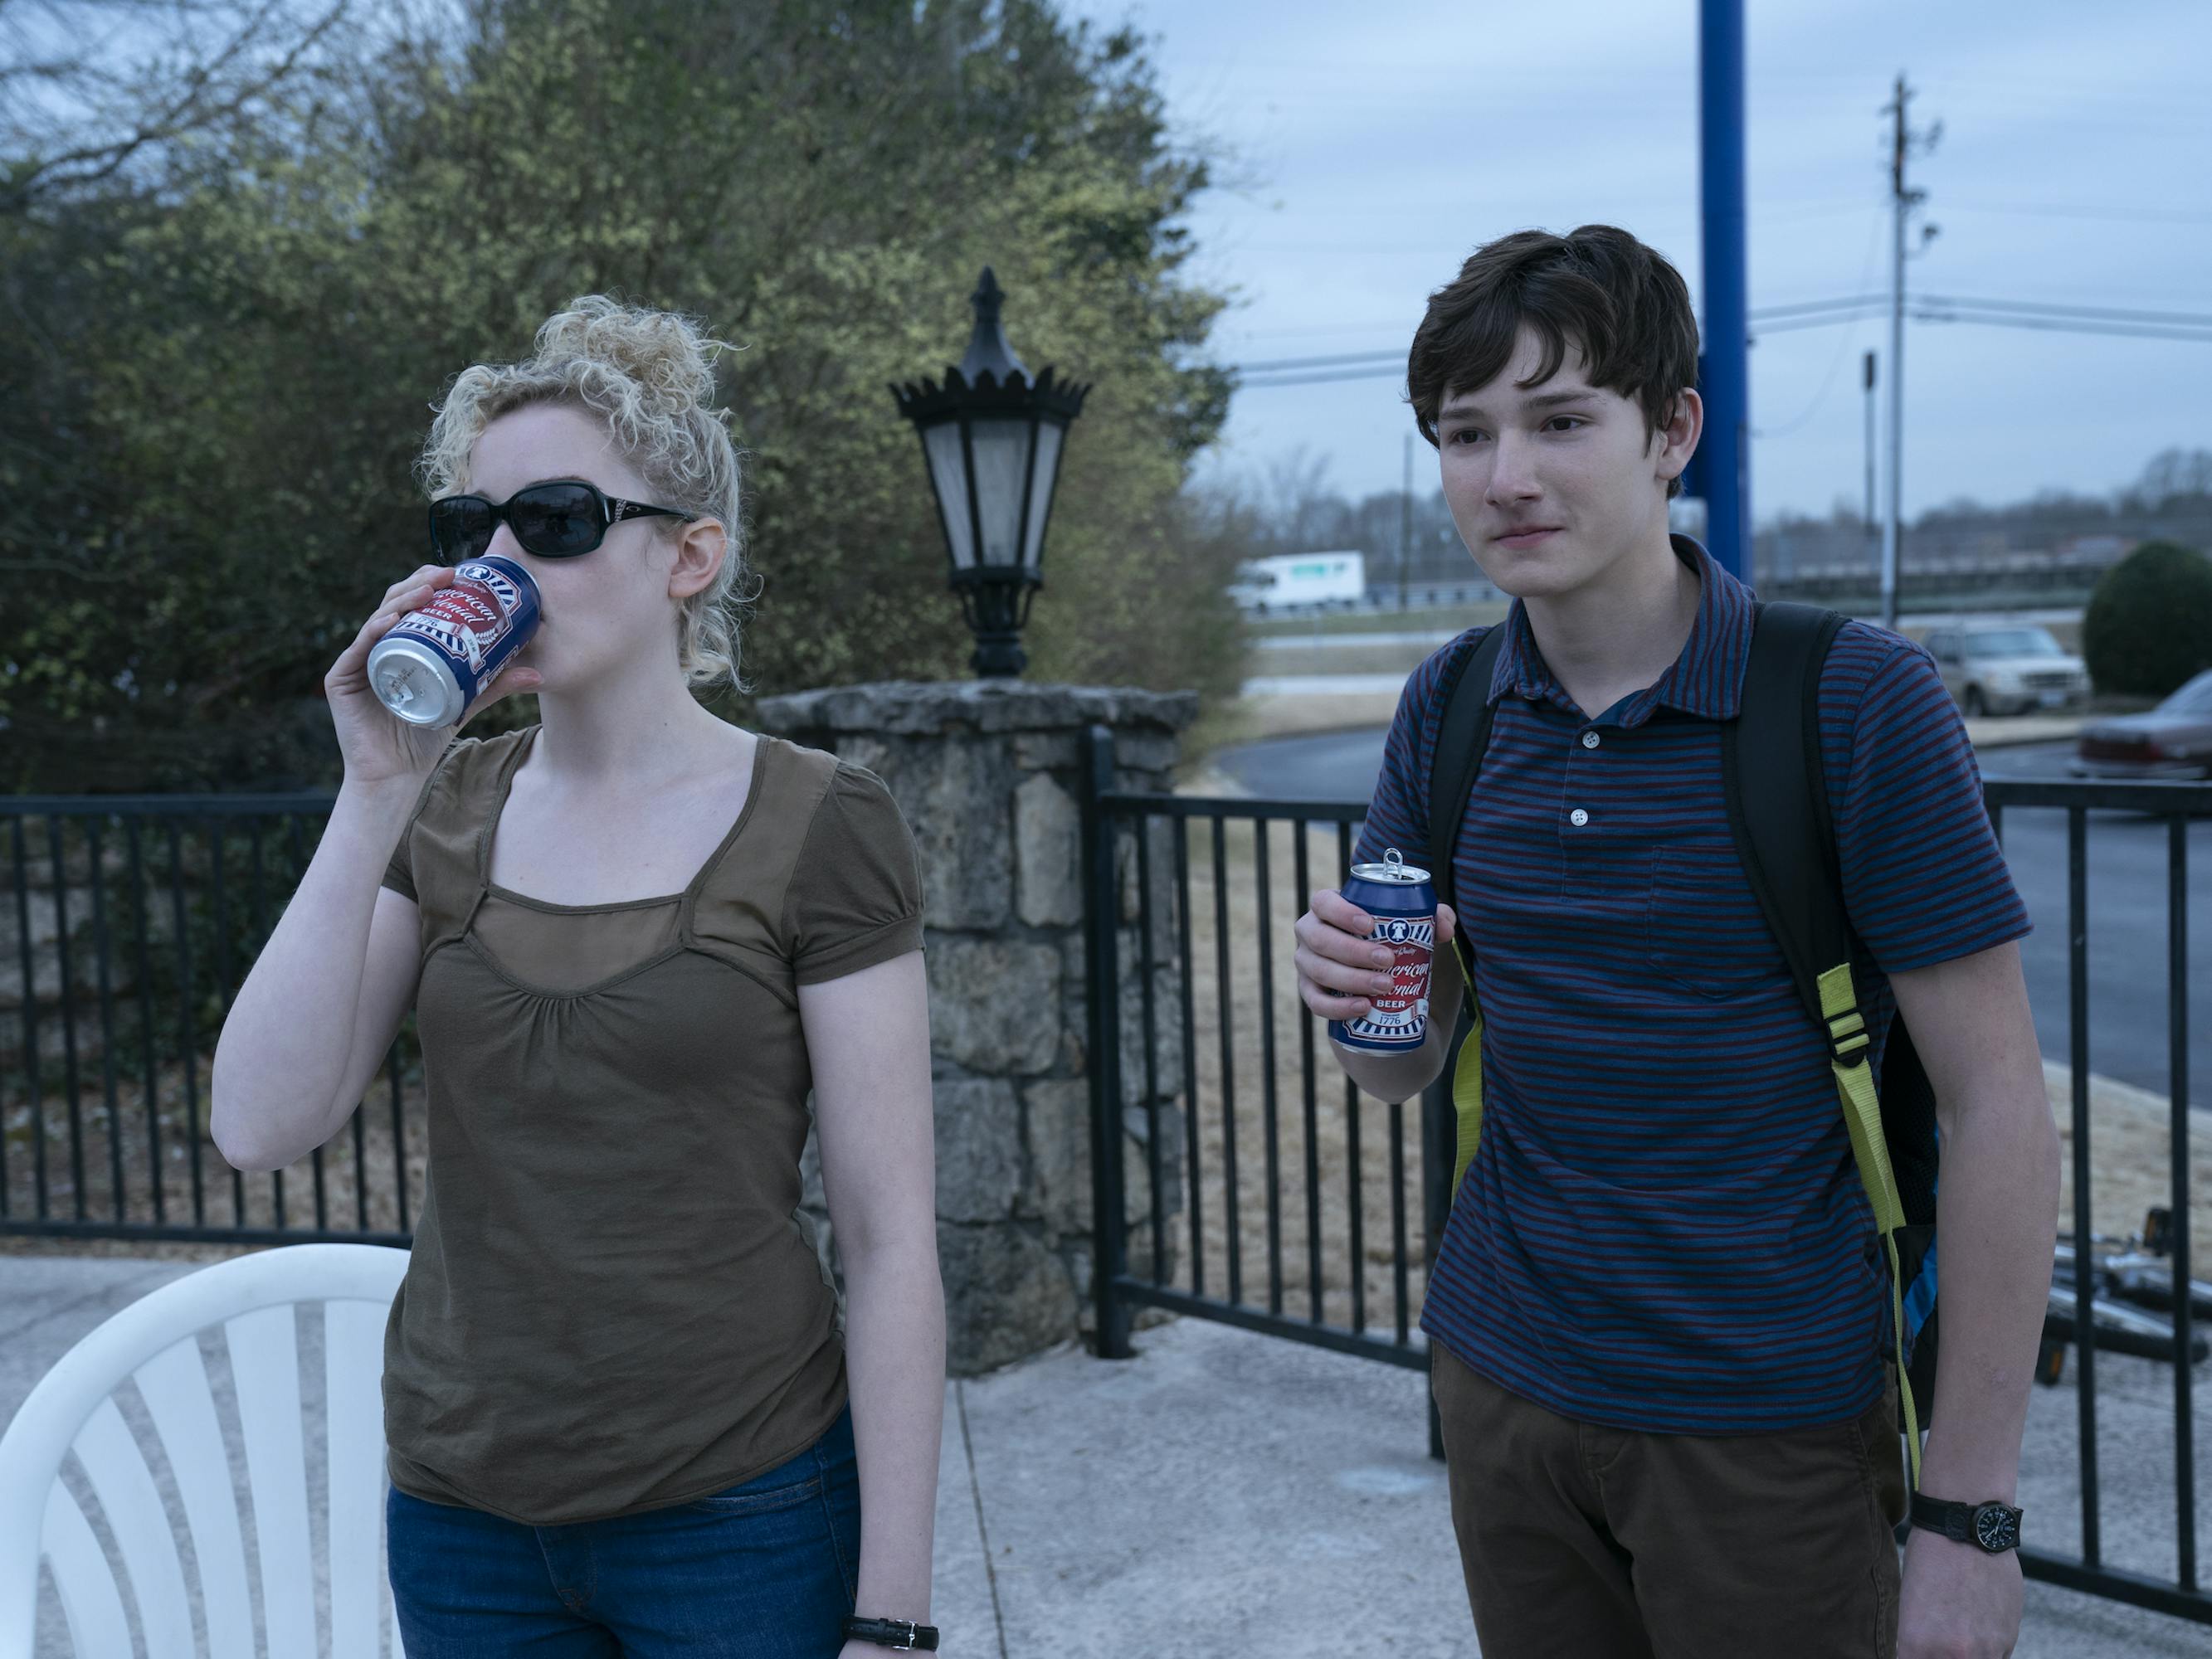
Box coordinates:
[755,681,1193,1374]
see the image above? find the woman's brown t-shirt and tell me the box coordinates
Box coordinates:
[378,725,923,1525]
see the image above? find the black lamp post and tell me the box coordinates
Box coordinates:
[891,268,1089,678]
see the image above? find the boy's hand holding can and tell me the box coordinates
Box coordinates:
[1294,849,1459,1048]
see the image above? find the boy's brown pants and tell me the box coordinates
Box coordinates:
[1430,1341,1907,1657]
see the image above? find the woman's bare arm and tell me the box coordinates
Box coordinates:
[212,562,539,1173]
[211,786,424,1171]
[801,949,943,1638]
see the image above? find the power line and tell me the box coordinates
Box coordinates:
[1910,309,2212,344]
[1236,348,1406,374]
[1745,294,2212,343]
[1753,309,1888,335]
[1235,364,1408,389]
[1217,260,2211,359]
[1939,199,2212,226]
[1751,294,1892,319]
[1918,293,2212,328]
[1752,208,1890,440]
[1225,293,2212,388]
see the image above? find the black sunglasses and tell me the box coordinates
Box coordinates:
[428,479,694,562]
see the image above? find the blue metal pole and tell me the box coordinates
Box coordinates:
[1698,0,1750,581]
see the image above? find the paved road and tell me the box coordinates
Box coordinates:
[1214,735,2210,1107]
[1250,606,2086,652]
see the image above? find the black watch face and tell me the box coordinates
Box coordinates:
[1973,1504,2020,1552]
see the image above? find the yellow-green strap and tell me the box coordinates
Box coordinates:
[1881,1230,1922,1488]
[1449,934,1485,1198]
[1820,962,1923,1488]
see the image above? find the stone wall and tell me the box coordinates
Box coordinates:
[758,680,1193,1374]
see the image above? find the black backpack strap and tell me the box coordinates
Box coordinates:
[1727,602,1942,1230]
[1725,600,1934,1478]
[1425,623,1510,1203]
[1720,601,1850,1034]
[1425,625,1511,1015]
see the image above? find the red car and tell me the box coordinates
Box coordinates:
[2072,669,2212,780]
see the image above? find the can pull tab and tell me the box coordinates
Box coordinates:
[1382,848,1406,874]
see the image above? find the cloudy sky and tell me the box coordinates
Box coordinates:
[1059,0,2211,525]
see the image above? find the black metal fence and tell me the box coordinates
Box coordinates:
[5,752,2206,1623]
[1,792,416,1248]
[1079,727,2209,1627]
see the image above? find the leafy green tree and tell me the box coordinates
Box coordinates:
[1,0,1246,791]
[2082,539,2212,698]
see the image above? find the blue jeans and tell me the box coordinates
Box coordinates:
[386,1408,861,1657]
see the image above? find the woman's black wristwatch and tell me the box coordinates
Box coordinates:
[1909,1492,2024,1554]
[843,1616,940,1651]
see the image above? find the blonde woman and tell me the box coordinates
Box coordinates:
[211,298,946,1657]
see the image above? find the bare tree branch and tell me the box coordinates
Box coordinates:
[0,0,348,212]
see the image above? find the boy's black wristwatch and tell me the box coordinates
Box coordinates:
[1910,1493,2024,1554]
[843,1616,940,1651]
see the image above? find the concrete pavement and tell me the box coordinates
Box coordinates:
[6,1251,2210,1656]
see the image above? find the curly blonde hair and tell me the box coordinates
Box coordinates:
[419,296,753,692]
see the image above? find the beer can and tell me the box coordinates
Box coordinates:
[367,556,542,728]
[1328,847,1438,1052]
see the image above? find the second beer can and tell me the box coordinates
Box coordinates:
[368,555,542,728]
[1328,847,1438,1052]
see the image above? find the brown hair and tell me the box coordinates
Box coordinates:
[1406,225,1698,496]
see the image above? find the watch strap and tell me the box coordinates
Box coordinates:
[842,1616,941,1652]
[1909,1492,2021,1553]
[1910,1492,1972,1543]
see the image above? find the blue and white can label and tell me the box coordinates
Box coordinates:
[1328,848,1437,1052]
[367,554,542,727]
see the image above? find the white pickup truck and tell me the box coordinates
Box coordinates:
[1227,551,1367,615]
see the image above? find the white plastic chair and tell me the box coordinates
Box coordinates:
[0,1243,412,1659]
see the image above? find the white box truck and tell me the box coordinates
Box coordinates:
[1227,551,1367,615]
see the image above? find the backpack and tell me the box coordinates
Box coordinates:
[1423,601,1940,1484]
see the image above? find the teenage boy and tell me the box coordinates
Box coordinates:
[1294,226,2059,1657]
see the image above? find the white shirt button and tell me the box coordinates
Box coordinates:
[1581,731,1601,749]
[1569,808,1590,827]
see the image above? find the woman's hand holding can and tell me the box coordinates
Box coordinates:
[324,566,543,788]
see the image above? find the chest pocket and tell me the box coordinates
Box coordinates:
[1644,836,1791,1000]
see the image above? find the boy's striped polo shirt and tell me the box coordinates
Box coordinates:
[1355,537,2030,1433]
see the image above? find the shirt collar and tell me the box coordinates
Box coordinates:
[1486,534,1755,727]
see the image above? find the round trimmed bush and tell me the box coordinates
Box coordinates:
[2081,539,2212,698]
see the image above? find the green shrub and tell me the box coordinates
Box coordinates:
[2081,539,2212,697]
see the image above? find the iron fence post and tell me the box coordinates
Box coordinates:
[1082,725,1133,1359]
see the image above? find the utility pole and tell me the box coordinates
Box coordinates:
[1881,73,1940,630]
[1399,431,1412,612]
[1863,350,1878,565]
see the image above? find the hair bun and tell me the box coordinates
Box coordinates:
[532,295,726,410]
